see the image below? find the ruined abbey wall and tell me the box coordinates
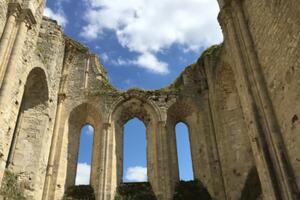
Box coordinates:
[0,0,299,200]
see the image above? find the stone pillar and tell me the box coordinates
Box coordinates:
[101,122,116,200]
[42,93,66,200]
[0,8,36,90]
[96,123,110,200]
[157,120,173,200]
[218,1,298,199]
[204,56,228,200]
[0,5,36,187]
[165,120,179,195]
[0,3,21,82]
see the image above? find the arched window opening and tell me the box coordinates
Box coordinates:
[123,118,148,183]
[75,124,94,185]
[175,122,194,181]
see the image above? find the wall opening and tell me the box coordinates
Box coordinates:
[6,68,49,178]
[123,118,148,183]
[175,122,194,181]
[3,68,49,198]
[75,124,94,185]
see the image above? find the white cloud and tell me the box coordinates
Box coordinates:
[109,53,169,74]
[132,53,169,74]
[75,163,91,185]
[44,7,68,27]
[80,0,222,74]
[125,166,147,182]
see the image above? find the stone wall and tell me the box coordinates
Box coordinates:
[0,0,7,36]
[205,44,255,199]
[242,0,300,189]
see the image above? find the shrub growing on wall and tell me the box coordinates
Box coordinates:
[63,185,95,200]
[114,182,157,200]
[0,170,26,200]
[173,180,212,200]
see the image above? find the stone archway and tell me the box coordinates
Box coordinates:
[6,67,49,199]
[65,103,103,196]
[213,63,254,199]
[166,101,200,186]
[104,96,163,200]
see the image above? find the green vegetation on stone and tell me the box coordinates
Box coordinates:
[198,43,223,61]
[173,180,212,200]
[63,185,96,200]
[114,182,157,200]
[0,170,26,200]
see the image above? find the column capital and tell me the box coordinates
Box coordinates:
[7,2,22,18]
[19,8,37,28]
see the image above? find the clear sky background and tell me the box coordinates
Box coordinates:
[44,0,223,185]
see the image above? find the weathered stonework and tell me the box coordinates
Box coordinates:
[0,0,299,200]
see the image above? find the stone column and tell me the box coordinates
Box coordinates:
[42,93,66,200]
[155,120,174,200]
[101,122,117,200]
[0,3,21,81]
[165,120,179,194]
[0,6,36,186]
[96,123,110,200]
[219,1,298,199]
[0,8,36,90]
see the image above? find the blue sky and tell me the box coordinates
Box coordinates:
[44,0,223,185]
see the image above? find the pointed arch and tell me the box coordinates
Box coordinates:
[123,118,147,183]
[75,124,95,185]
[6,67,49,197]
[166,101,199,183]
[175,122,194,181]
[105,96,161,199]
[65,103,102,192]
[213,63,254,199]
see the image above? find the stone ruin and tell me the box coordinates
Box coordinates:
[0,0,299,199]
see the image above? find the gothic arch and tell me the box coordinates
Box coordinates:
[7,67,50,198]
[105,96,162,199]
[213,63,254,199]
[166,101,201,185]
[65,103,102,192]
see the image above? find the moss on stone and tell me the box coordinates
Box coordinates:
[114,182,157,200]
[173,180,212,200]
[198,43,223,61]
[0,170,26,200]
[63,185,96,200]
